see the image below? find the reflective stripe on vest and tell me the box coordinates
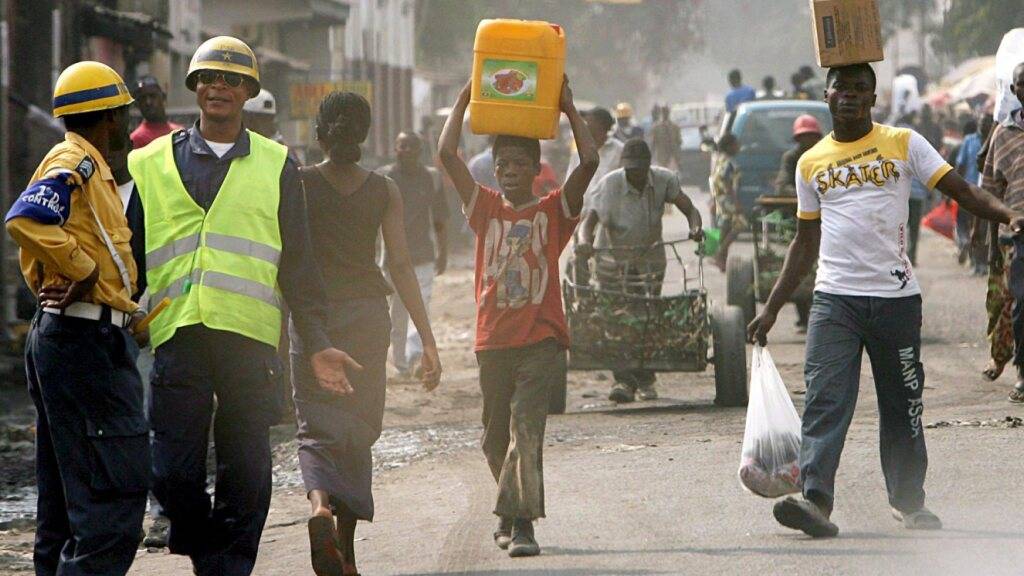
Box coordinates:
[146,233,280,271]
[129,130,287,349]
[150,269,281,311]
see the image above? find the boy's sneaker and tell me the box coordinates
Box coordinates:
[892,506,942,530]
[493,517,513,550]
[773,496,839,538]
[508,519,541,558]
[608,383,634,403]
[636,383,658,401]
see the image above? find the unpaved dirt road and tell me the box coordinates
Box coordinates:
[3,198,1024,576]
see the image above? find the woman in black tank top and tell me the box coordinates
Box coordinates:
[290,92,442,576]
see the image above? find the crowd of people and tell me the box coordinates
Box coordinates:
[724,65,829,112]
[11,21,1024,576]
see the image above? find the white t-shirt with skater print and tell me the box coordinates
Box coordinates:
[795,123,953,297]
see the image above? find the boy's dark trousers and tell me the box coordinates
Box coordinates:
[477,338,561,520]
[26,311,149,576]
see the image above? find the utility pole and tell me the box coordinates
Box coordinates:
[51,6,61,87]
[0,0,12,338]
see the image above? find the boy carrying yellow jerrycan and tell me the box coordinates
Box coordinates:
[470,19,566,140]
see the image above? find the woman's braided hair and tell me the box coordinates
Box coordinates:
[315,91,371,163]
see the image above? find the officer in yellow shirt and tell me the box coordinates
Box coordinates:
[4,61,150,575]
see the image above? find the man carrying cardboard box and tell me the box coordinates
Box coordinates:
[748,63,1024,538]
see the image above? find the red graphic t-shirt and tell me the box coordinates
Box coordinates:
[130,120,183,150]
[466,185,578,351]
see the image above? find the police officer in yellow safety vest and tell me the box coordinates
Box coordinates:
[127,36,359,576]
[4,61,150,576]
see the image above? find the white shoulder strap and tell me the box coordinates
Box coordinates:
[86,200,132,298]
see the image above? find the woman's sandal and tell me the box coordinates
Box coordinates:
[308,515,345,576]
[1008,386,1024,404]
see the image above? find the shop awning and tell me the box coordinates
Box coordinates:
[204,0,349,27]
[79,5,171,55]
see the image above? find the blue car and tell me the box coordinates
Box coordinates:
[718,100,833,215]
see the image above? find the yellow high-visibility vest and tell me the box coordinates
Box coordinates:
[128,130,287,349]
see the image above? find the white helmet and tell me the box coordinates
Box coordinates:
[243,88,276,115]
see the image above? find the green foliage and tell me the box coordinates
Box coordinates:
[937,0,1024,59]
[415,0,702,104]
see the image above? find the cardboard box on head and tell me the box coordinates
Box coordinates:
[809,0,884,68]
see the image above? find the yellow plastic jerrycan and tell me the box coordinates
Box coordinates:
[470,19,566,140]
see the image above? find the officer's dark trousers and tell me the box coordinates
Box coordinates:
[150,325,282,576]
[801,292,928,515]
[26,312,149,576]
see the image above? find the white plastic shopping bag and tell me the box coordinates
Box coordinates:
[738,345,802,498]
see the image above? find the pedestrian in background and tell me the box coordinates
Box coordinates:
[380,131,449,378]
[469,136,499,190]
[6,61,149,576]
[918,105,945,152]
[775,115,823,197]
[613,102,644,142]
[710,133,747,272]
[243,88,302,164]
[566,106,622,194]
[748,62,1024,539]
[128,36,358,576]
[773,114,823,332]
[575,138,703,403]
[108,138,172,550]
[439,76,598,558]
[982,62,1024,404]
[757,75,783,100]
[296,92,442,576]
[130,75,181,149]
[955,117,983,273]
[649,105,684,174]
[975,112,1014,384]
[724,69,756,112]
[896,112,930,266]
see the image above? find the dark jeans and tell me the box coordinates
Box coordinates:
[907,197,924,266]
[150,325,283,576]
[801,292,928,514]
[477,339,562,520]
[27,311,149,576]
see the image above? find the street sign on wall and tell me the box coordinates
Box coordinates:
[289,81,373,119]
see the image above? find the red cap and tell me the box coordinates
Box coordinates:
[793,114,822,137]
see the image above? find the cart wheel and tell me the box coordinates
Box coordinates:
[726,253,756,324]
[548,348,568,415]
[711,304,748,407]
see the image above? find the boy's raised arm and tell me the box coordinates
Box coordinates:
[437,82,478,206]
[561,76,598,217]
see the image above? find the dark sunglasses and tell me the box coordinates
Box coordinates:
[196,70,244,88]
